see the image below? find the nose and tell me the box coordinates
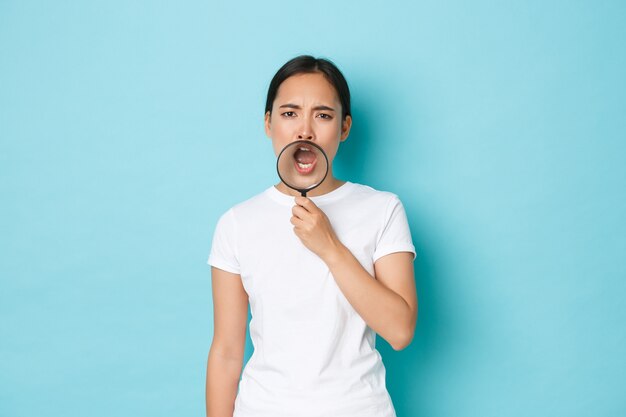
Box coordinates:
[296,117,314,141]
[297,132,313,140]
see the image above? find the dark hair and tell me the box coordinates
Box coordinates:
[265,55,351,120]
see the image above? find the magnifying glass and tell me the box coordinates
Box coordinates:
[276,140,329,197]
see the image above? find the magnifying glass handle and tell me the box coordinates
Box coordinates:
[300,190,307,197]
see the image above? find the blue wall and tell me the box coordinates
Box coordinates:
[1,1,625,416]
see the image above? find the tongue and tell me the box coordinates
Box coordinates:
[294,149,316,164]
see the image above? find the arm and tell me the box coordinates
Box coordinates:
[326,248,417,351]
[291,197,417,351]
[206,266,249,417]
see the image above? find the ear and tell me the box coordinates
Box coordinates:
[264,111,271,138]
[340,115,352,142]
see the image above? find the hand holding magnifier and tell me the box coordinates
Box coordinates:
[276,140,329,197]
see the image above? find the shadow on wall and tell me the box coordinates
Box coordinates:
[334,78,447,417]
[332,99,374,185]
[377,252,444,417]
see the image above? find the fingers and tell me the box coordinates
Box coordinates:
[292,196,324,220]
[290,215,302,226]
[294,195,308,206]
[292,204,309,220]
[294,196,318,212]
[290,215,307,236]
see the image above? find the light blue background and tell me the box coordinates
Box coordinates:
[1,1,625,416]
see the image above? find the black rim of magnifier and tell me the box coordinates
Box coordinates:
[276,140,329,197]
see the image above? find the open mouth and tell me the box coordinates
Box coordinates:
[293,145,317,175]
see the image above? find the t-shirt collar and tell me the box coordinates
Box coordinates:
[266,181,354,206]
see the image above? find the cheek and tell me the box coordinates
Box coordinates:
[326,144,340,163]
[268,123,289,153]
[316,120,341,137]
[320,138,341,164]
[322,121,343,141]
[269,120,292,138]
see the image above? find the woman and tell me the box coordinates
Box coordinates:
[206,55,417,417]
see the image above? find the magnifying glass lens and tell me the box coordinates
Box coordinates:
[276,140,329,196]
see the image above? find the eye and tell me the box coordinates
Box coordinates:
[317,113,333,120]
[281,111,296,117]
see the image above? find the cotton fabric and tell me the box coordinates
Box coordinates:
[208,181,416,417]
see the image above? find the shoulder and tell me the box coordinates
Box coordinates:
[344,182,412,229]
[214,187,275,225]
[347,182,404,207]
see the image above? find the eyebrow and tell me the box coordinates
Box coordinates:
[278,103,336,112]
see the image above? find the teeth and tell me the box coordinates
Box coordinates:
[297,162,312,169]
[299,147,311,151]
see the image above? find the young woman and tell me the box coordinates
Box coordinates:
[206,55,417,417]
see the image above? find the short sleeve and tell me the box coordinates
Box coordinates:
[207,208,240,274]
[373,195,417,263]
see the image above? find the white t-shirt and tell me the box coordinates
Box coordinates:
[207,181,416,417]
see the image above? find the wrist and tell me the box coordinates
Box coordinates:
[322,239,349,268]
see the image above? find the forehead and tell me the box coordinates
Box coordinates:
[274,72,340,106]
